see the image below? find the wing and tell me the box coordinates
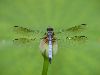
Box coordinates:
[66,35,87,42]
[13,26,45,45]
[55,24,88,45]
[13,26,40,35]
[61,24,87,33]
[13,38,35,44]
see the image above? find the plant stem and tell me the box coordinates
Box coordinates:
[42,56,49,75]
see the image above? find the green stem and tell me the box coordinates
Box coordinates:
[42,56,49,75]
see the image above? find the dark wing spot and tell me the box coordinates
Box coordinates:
[80,36,85,37]
[66,37,69,39]
[80,36,87,38]
[74,36,77,37]
[81,24,86,25]
[14,39,18,40]
[31,38,36,40]
[14,26,19,27]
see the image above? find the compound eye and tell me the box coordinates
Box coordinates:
[47,28,53,31]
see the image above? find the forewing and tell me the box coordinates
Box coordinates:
[13,26,39,35]
[13,26,45,45]
[55,24,88,47]
[61,24,87,33]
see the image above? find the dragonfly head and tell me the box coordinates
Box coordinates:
[47,27,53,32]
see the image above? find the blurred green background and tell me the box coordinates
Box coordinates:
[0,0,100,75]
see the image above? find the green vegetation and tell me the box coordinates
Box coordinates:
[42,56,49,75]
[0,0,100,75]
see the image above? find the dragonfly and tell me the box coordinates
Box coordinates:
[12,24,87,64]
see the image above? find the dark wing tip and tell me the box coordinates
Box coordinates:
[14,26,19,27]
[80,36,85,37]
[14,39,18,40]
[81,24,86,25]
[81,36,88,38]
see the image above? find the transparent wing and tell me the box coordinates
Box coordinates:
[55,24,87,35]
[13,26,40,35]
[55,24,88,46]
[66,35,87,42]
[12,26,45,45]
[13,38,36,44]
[61,24,87,33]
